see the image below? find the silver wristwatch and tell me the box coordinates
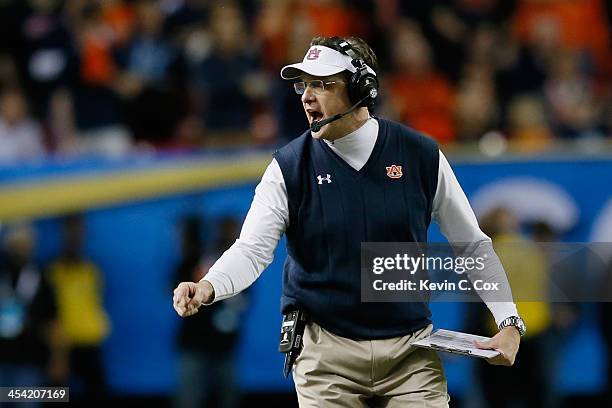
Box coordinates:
[499,316,527,336]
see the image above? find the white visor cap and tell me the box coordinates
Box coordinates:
[280,45,376,80]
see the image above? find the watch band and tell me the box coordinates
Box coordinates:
[499,316,527,336]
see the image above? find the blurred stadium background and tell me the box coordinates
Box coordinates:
[0,0,610,407]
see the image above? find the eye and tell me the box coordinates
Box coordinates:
[311,80,324,90]
[293,82,306,94]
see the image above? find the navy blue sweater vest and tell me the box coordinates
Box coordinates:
[273,118,439,340]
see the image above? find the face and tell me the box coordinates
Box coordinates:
[299,73,352,139]
[64,217,84,256]
[5,225,35,263]
[0,91,27,126]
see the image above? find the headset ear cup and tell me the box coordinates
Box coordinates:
[352,73,378,108]
[348,71,378,107]
[361,74,378,108]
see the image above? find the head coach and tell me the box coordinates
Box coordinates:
[173,36,526,407]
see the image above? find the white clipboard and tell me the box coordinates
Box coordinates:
[412,329,500,359]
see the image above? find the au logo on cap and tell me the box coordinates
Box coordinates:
[386,165,403,179]
[306,48,322,60]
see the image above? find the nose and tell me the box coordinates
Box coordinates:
[301,85,316,104]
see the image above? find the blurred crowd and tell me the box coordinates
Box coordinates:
[0,213,248,406]
[0,0,611,163]
[0,215,110,404]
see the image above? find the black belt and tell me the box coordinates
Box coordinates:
[278,309,307,378]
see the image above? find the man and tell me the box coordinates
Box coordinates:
[47,214,109,402]
[173,36,524,407]
[0,223,67,394]
[174,216,246,408]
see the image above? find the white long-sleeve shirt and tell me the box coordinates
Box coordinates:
[203,118,518,326]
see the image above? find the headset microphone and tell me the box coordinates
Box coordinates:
[310,94,370,133]
[310,113,342,133]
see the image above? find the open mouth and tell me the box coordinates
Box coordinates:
[307,109,324,123]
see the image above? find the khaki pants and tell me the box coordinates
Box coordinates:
[293,322,450,407]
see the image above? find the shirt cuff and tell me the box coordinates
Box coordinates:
[487,301,520,327]
[200,274,233,304]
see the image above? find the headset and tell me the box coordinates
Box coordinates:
[310,38,380,132]
[335,38,379,108]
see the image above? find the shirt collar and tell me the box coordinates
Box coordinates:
[323,117,377,148]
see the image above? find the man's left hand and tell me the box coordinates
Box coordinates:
[474,326,520,366]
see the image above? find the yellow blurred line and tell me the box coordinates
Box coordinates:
[0,155,270,221]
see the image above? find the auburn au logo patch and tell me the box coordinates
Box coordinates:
[306,48,322,60]
[386,164,403,179]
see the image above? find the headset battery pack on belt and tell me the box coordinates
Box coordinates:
[279,309,306,378]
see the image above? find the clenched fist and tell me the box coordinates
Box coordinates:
[173,280,215,317]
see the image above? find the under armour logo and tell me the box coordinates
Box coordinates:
[386,165,403,179]
[317,174,332,184]
[306,48,322,60]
